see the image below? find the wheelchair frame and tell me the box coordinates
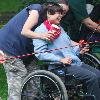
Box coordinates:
[20,53,100,100]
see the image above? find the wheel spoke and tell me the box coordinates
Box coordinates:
[21,75,63,100]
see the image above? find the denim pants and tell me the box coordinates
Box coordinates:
[53,63,100,100]
[3,58,27,100]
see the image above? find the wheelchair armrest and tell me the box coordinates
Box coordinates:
[40,60,70,71]
[40,60,69,67]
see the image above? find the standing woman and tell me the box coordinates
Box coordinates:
[46,0,100,41]
[0,3,58,100]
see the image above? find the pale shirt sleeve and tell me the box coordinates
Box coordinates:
[72,44,80,56]
[71,40,80,56]
[33,24,62,61]
[59,27,80,56]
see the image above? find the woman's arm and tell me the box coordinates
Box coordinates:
[0,50,6,63]
[82,17,100,32]
[21,10,53,40]
[21,10,41,38]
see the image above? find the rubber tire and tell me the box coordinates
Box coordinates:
[20,70,68,100]
[82,53,100,69]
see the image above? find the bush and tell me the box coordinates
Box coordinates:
[93,0,100,5]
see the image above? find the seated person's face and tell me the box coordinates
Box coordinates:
[47,12,62,25]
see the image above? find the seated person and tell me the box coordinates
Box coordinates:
[33,3,100,100]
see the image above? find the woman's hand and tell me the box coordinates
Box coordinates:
[80,44,90,54]
[0,50,6,63]
[40,31,55,41]
[60,57,72,64]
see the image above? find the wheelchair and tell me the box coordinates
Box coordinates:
[81,40,100,70]
[20,23,100,100]
[20,51,100,100]
[20,62,68,100]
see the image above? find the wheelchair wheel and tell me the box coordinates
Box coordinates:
[81,53,100,69]
[20,70,68,100]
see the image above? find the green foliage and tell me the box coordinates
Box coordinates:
[0,24,3,28]
[0,64,7,100]
[22,0,46,4]
[93,0,100,5]
[0,0,44,13]
[0,0,47,24]
[0,0,99,13]
[0,0,22,13]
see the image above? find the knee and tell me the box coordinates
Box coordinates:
[19,68,27,77]
[88,73,98,82]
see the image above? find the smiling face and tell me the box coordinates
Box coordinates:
[46,2,69,25]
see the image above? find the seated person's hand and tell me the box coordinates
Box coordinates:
[80,44,90,54]
[60,57,72,64]
[0,50,6,63]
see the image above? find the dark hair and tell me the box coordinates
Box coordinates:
[47,3,63,15]
[42,2,63,19]
[42,2,63,20]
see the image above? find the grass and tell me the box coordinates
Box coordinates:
[0,64,7,100]
[0,0,45,24]
[0,0,24,13]
[0,0,45,13]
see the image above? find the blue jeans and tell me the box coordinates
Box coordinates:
[53,63,100,100]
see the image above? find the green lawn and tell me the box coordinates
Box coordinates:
[0,0,23,13]
[0,0,45,13]
[0,64,7,100]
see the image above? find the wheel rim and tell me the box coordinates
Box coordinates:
[21,74,63,100]
[82,53,100,69]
